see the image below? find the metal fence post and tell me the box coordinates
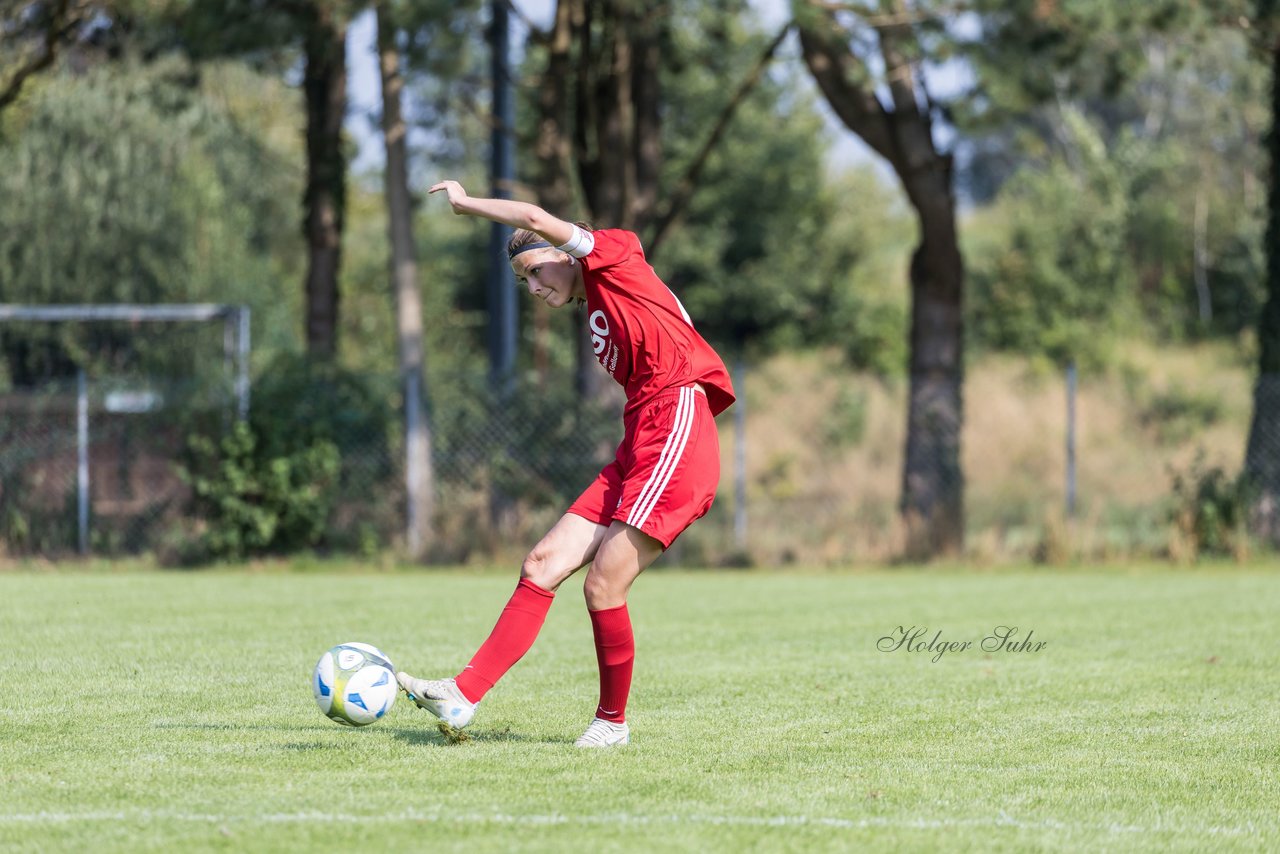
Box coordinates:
[77,368,89,555]
[237,307,251,421]
[1066,360,1077,519]
[734,357,747,550]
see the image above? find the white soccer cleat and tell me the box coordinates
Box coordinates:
[574,717,630,748]
[396,672,477,729]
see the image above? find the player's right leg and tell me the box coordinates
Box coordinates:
[398,512,608,728]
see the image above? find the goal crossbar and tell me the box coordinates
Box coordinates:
[0,303,251,419]
[0,304,238,323]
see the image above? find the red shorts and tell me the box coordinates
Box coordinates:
[568,385,720,548]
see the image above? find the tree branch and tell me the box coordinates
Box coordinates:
[876,1,920,119]
[0,0,85,114]
[797,15,897,163]
[645,21,792,257]
[805,0,970,29]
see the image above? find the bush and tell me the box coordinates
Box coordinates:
[174,355,394,562]
[178,421,340,561]
[1168,453,1254,561]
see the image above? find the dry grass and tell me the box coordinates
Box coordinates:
[696,342,1254,566]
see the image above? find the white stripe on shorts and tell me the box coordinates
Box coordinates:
[627,387,696,532]
[626,387,690,531]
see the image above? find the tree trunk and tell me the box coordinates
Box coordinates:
[799,7,965,559]
[567,0,670,401]
[902,212,965,559]
[1244,37,1280,546]
[377,1,434,560]
[571,0,665,235]
[302,4,347,359]
[533,0,580,388]
[629,0,662,232]
[533,0,577,217]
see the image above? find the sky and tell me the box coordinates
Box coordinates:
[341,0,884,179]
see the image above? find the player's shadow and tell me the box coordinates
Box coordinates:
[153,722,335,733]
[386,726,559,747]
[155,720,563,746]
[279,741,336,751]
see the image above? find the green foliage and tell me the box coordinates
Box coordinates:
[175,354,395,562]
[1169,453,1254,559]
[968,109,1135,367]
[179,421,341,561]
[651,8,913,366]
[248,353,395,462]
[658,29,829,355]
[0,476,76,557]
[0,58,305,382]
[806,170,912,374]
[964,15,1267,361]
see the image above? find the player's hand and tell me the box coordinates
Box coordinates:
[428,180,470,214]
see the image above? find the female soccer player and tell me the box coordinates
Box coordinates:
[396,180,734,747]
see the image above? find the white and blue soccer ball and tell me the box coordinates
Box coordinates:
[312,642,397,727]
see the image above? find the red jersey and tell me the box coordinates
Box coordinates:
[579,229,735,418]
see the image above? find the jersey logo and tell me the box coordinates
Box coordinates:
[589,309,622,375]
[589,310,610,355]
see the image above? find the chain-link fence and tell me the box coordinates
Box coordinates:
[1,349,1274,564]
[1,379,200,554]
[0,364,621,563]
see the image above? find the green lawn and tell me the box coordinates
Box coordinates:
[1,565,1278,852]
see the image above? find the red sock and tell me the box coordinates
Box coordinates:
[454,578,554,703]
[589,604,634,723]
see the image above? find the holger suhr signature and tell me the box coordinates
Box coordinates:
[877,626,1048,663]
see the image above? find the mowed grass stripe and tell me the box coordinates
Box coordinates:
[1,568,1277,853]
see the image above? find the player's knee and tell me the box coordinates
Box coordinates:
[582,567,621,610]
[519,549,557,589]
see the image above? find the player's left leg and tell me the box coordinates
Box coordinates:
[574,387,721,747]
[574,521,664,748]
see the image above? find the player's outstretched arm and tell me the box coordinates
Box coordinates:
[429,180,577,247]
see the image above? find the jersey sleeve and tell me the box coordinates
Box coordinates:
[580,228,638,273]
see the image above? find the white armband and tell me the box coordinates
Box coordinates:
[557,225,595,259]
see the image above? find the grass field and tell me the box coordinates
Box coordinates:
[2,564,1278,852]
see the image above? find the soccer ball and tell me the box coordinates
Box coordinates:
[312,642,397,727]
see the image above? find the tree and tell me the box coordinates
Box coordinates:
[1245,1,1280,545]
[173,0,358,360]
[967,0,1267,348]
[376,0,433,558]
[298,1,350,360]
[973,0,1279,543]
[519,0,666,399]
[0,57,305,378]
[796,1,965,559]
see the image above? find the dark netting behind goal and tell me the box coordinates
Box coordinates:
[0,305,248,557]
